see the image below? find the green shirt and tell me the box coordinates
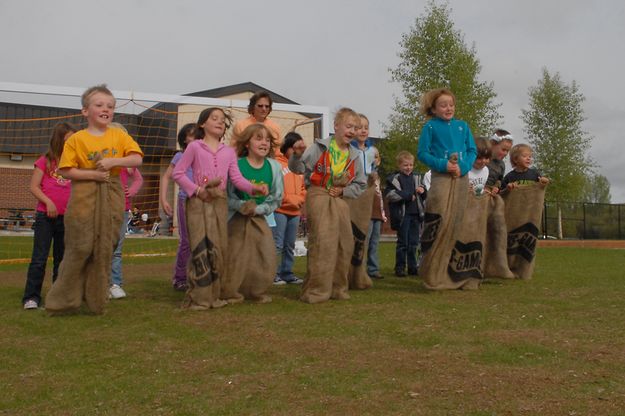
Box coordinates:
[236,157,272,204]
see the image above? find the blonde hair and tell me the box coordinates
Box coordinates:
[419,88,456,118]
[81,84,114,108]
[234,123,277,158]
[396,150,415,165]
[474,136,492,159]
[334,107,360,126]
[509,143,532,168]
[109,122,128,133]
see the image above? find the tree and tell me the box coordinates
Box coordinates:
[379,1,501,176]
[521,68,594,238]
[583,174,611,204]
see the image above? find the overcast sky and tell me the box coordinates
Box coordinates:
[1,0,624,202]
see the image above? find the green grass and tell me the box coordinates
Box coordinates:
[1,244,625,415]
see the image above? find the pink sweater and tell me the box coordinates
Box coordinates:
[172,140,254,197]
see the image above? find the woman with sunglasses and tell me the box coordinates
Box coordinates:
[232,90,282,145]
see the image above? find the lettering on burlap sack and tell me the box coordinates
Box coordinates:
[448,240,483,282]
[507,223,538,263]
[191,236,219,287]
[420,212,442,254]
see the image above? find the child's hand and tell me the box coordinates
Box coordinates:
[239,200,257,216]
[161,199,173,217]
[416,186,425,194]
[539,176,550,185]
[328,186,344,198]
[507,183,517,191]
[252,184,269,196]
[446,161,460,178]
[45,201,58,218]
[93,170,110,182]
[96,158,117,171]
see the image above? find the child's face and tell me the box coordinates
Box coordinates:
[334,116,358,147]
[252,97,271,122]
[398,158,414,175]
[515,150,532,170]
[185,133,195,145]
[473,156,490,170]
[200,110,226,139]
[494,140,512,160]
[373,151,381,167]
[82,92,115,129]
[432,94,455,121]
[247,130,271,158]
[356,117,369,143]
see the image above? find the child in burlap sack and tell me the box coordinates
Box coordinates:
[416,88,478,290]
[222,124,283,304]
[289,107,367,304]
[486,129,514,191]
[172,108,268,310]
[45,85,143,315]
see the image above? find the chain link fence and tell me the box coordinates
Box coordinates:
[543,201,625,239]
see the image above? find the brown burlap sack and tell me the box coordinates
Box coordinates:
[502,182,547,280]
[482,193,515,279]
[182,195,229,310]
[344,184,375,290]
[300,186,353,303]
[221,213,276,303]
[420,172,473,290]
[46,177,124,315]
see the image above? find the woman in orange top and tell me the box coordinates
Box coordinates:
[272,132,306,284]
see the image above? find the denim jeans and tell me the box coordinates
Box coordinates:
[173,197,190,286]
[271,212,300,281]
[395,214,421,272]
[110,210,129,286]
[23,212,65,305]
[366,219,382,275]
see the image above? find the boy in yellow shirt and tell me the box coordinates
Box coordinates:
[46,85,143,314]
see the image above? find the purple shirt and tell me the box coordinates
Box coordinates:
[172,151,193,199]
[172,140,254,197]
[34,156,71,215]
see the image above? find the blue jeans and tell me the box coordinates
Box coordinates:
[23,212,65,305]
[110,210,129,286]
[366,219,382,275]
[395,214,421,272]
[271,212,300,281]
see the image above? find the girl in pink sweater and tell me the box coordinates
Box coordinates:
[172,108,267,310]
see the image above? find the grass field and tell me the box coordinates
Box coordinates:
[1,244,624,415]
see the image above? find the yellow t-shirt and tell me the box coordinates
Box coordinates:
[59,127,144,176]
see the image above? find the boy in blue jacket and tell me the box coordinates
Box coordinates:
[385,151,426,277]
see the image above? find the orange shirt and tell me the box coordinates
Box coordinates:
[232,115,282,145]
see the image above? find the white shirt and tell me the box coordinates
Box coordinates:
[468,166,489,195]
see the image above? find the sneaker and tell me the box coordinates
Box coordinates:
[173,281,188,292]
[408,268,419,276]
[395,270,407,277]
[273,277,287,286]
[368,272,384,280]
[109,284,127,299]
[23,299,38,310]
[284,277,303,285]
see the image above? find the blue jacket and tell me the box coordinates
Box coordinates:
[417,117,477,176]
[350,139,377,176]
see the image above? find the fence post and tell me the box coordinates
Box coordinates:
[619,204,622,240]
[582,203,586,240]
[543,201,548,238]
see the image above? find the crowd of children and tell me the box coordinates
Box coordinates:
[20,85,548,313]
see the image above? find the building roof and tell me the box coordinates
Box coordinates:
[185,82,300,105]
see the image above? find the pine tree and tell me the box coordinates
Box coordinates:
[379,1,501,176]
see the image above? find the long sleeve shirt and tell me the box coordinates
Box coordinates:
[417,117,477,176]
[172,140,254,197]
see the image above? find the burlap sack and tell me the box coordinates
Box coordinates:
[300,186,353,303]
[221,213,276,303]
[419,172,473,290]
[46,177,124,315]
[344,184,375,290]
[502,183,547,280]
[483,194,515,279]
[182,195,229,310]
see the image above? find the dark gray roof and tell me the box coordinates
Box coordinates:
[185,82,300,105]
